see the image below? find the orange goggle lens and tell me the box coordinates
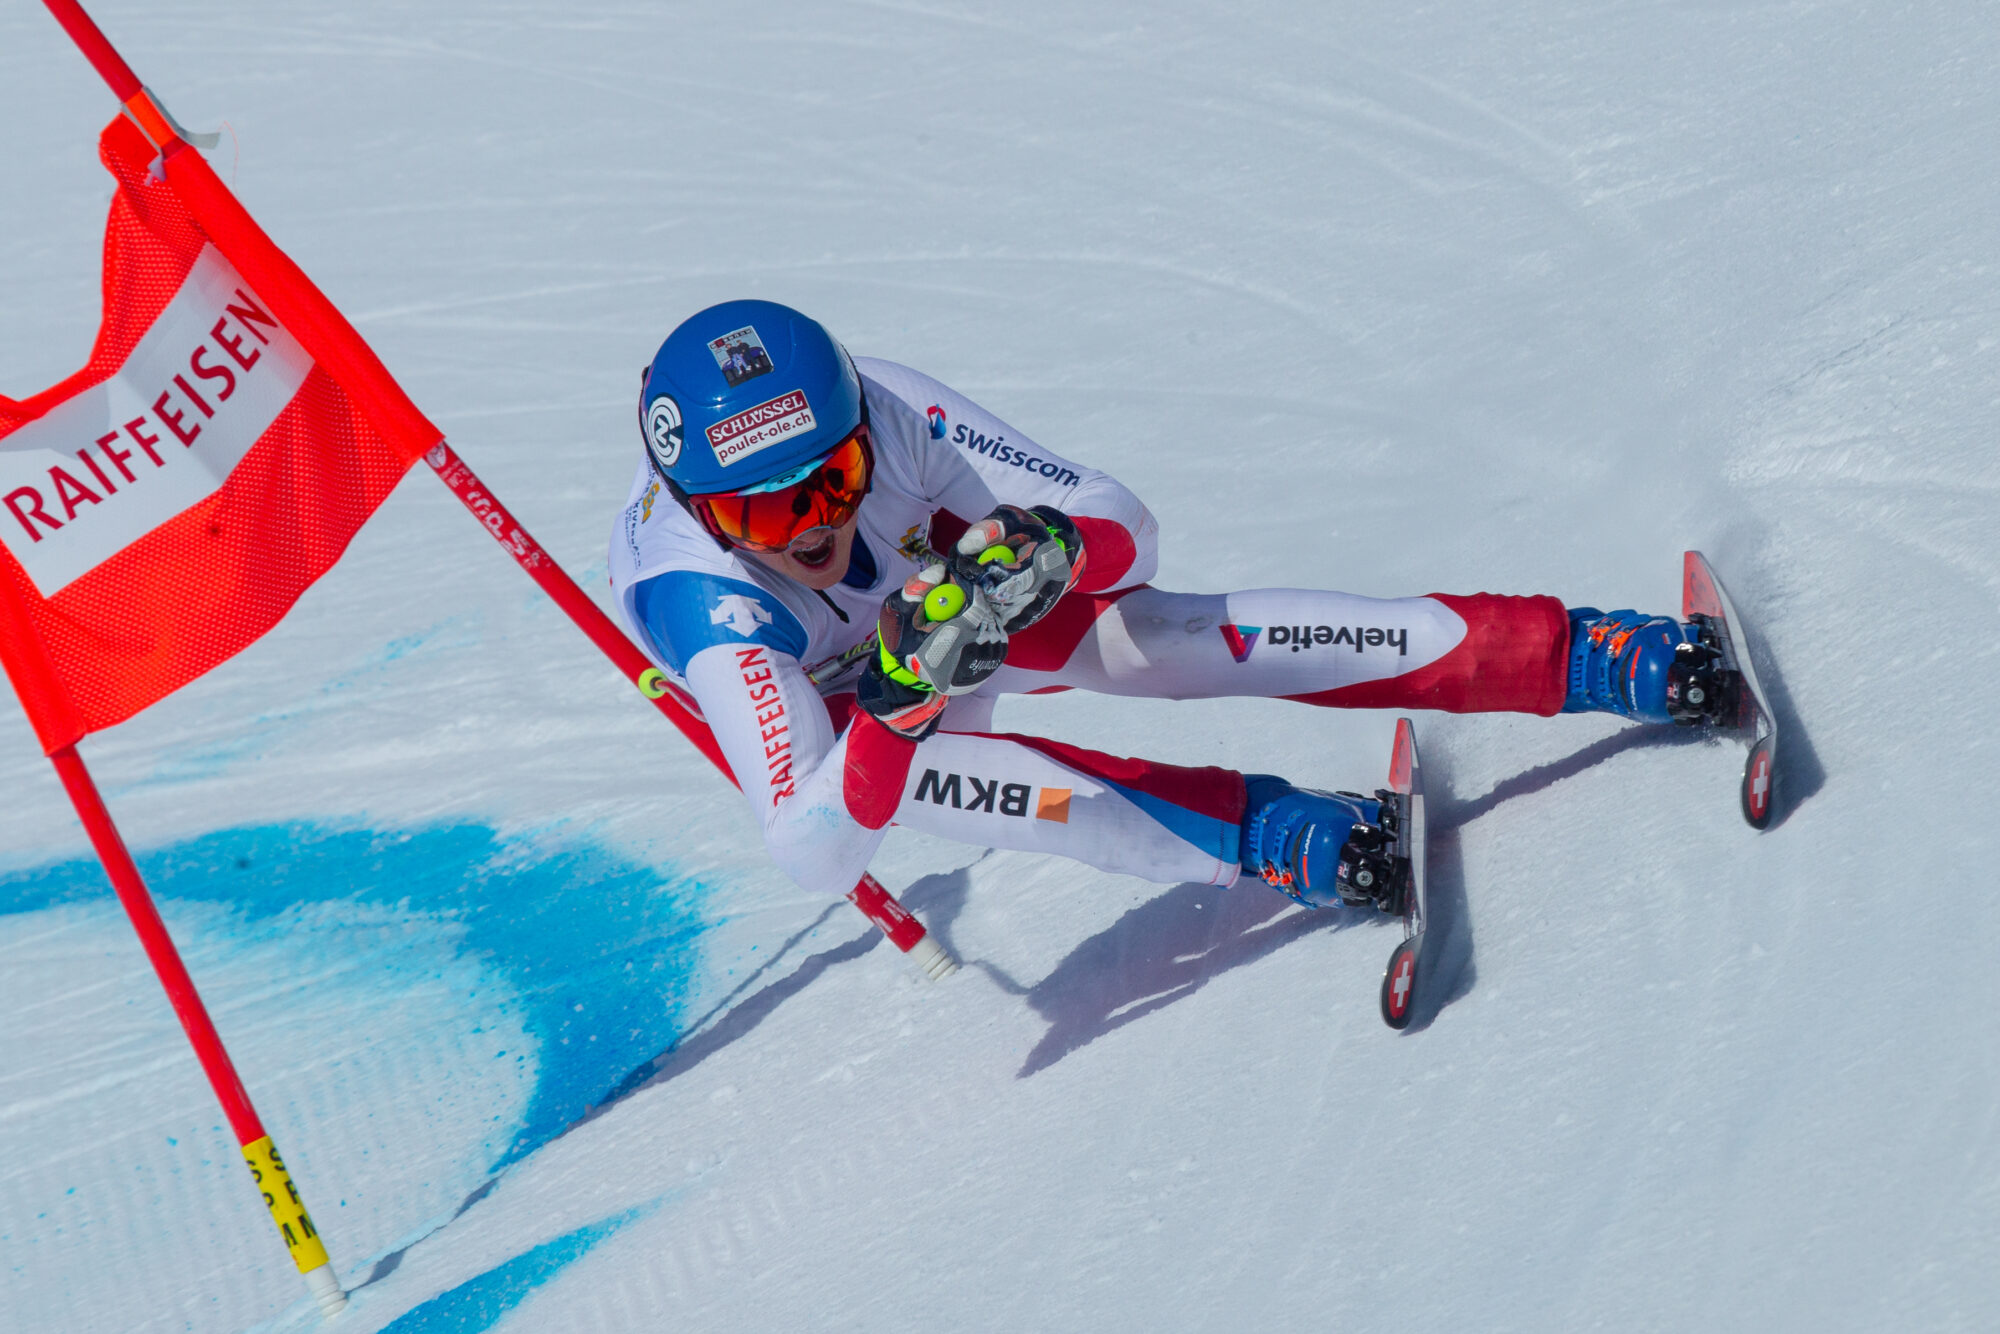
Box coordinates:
[690,425,873,553]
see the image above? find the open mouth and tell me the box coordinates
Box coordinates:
[789,530,837,569]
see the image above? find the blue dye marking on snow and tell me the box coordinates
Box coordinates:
[0,824,706,1169]
[132,625,473,784]
[376,1201,656,1334]
[377,630,434,662]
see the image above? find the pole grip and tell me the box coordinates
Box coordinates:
[847,875,926,951]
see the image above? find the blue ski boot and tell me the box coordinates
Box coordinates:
[1562,608,1729,725]
[1240,777,1405,912]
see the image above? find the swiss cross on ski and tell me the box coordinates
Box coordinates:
[1376,719,1428,1031]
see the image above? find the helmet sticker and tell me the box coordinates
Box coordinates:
[646,394,685,469]
[706,388,818,469]
[708,325,774,388]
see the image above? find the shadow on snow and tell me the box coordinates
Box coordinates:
[571,711,1816,1101]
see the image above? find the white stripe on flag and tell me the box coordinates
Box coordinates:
[0,245,312,595]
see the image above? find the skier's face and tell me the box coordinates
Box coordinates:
[740,510,860,590]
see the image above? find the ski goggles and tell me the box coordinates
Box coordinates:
[687,422,874,554]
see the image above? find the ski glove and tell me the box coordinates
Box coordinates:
[953,504,1085,631]
[856,562,1009,740]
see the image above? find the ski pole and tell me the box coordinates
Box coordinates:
[422,442,956,979]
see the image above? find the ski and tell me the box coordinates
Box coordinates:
[1681,551,1779,829]
[1378,717,1429,1030]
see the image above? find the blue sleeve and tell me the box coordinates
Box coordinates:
[630,571,809,675]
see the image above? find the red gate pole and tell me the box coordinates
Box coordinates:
[39,0,138,96]
[47,745,349,1318]
[422,443,956,979]
[37,0,188,152]
[33,2,353,1314]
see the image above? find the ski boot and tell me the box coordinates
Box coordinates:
[1240,777,1406,913]
[1561,607,1732,725]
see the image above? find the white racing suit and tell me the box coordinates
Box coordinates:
[608,359,1569,898]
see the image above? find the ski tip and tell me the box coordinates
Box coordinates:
[1741,732,1777,829]
[1380,935,1420,1030]
[1389,717,1416,794]
[1683,549,1722,620]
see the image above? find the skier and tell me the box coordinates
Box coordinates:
[608,300,1723,913]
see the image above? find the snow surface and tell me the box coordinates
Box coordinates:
[3,1,1998,1330]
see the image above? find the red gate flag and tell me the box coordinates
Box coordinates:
[0,114,440,754]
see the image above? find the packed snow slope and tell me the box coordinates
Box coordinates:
[3,1,1996,1330]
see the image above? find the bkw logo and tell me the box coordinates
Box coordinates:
[913,769,1071,822]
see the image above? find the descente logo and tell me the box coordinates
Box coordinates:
[913,769,1071,822]
[1219,622,1408,659]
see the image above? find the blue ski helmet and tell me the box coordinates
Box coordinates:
[638,300,863,497]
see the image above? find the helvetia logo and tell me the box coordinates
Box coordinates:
[1220,621,1408,660]
[926,404,948,439]
[1219,624,1262,663]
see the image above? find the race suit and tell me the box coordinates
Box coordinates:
[608,359,1568,898]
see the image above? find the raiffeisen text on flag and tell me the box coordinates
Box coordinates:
[0,115,440,752]
[3,251,310,592]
